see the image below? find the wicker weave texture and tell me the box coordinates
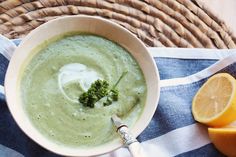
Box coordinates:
[0,0,235,48]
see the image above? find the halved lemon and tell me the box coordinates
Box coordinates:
[192,73,236,127]
[208,124,236,156]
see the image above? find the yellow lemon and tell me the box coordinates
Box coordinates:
[192,73,236,127]
[208,124,236,156]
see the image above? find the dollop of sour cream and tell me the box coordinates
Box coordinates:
[58,63,101,103]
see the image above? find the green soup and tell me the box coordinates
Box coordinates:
[21,34,147,147]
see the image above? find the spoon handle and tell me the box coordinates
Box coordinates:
[128,141,147,157]
[117,127,147,157]
[111,115,147,157]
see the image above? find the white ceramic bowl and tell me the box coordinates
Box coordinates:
[4,15,160,156]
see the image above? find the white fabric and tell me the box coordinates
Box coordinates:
[0,38,231,156]
[0,35,16,60]
[0,85,4,95]
[103,47,236,157]
[103,124,210,157]
[149,47,236,59]
[159,53,236,87]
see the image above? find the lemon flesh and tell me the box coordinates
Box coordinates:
[192,73,236,127]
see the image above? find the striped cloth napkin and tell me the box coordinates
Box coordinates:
[1,35,234,157]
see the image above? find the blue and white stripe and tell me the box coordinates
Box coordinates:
[104,48,236,157]
[1,35,233,157]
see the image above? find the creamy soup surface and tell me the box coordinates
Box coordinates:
[21,34,147,147]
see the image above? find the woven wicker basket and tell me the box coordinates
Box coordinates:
[0,0,235,48]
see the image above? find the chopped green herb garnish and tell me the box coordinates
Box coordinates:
[79,71,128,108]
[79,80,109,108]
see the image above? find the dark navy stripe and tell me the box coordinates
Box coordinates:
[155,58,217,80]
[0,53,9,85]
[0,99,62,157]
[176,144,225,157]
[218,62,236,78]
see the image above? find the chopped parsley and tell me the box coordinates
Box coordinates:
[79,71,128,108]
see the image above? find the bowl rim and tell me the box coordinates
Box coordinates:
[4,15,160,156]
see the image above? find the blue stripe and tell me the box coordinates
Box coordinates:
[155,58,217,80]
[176,144,224,157]
[218,62,236,78]
[11,39,21,46]
[138,62,236,142]
[138,79,206,141]
[0,39,233,156]
[0,99,60,157]
[0,53,9,85]
[0,144,23,157]
[0,93,4,100]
